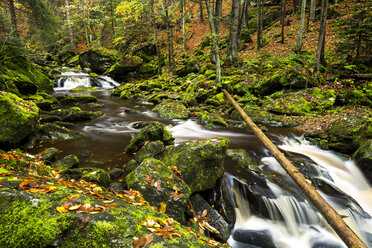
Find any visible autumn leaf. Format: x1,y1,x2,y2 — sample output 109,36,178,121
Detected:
76,215,90,229
133,233,153,248
159,202,167,213
171,192,184,201
56,206,68,213
69,204,82,211
154,180,162,191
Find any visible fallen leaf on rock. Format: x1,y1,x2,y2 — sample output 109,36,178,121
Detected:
171,192,184,201
154,180,162,191
133,233,153,248
159,202,167,213
0,172,13,176
69,204,82,211
77,214,90,229
56,206,68,213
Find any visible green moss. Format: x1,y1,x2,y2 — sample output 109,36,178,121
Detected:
152,101,190,119
70,86,100,92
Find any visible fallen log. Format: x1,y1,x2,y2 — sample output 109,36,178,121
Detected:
222,89,367,248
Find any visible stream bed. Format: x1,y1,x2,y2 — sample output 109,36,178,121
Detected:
30,71,372,248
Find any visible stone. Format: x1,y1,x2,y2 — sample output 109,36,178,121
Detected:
0,92,39,146
354,140,372,184
126,158,192,221
175,60,200,77
79,50,114,74
232,229,277,248
54,155,79,170
163,137,230,193
152,101,190,119
106,55,143,80
124,122,174,154
37,148,60,164
134,140,165,164
61,167,111,187
108,168,124,179
33,123,86,141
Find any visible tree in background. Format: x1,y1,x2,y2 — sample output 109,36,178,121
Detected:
295,0,307,52
314,0,328,76
227,0,240,63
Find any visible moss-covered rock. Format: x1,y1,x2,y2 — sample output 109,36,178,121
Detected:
50,107,103,122
134,140,165,164
62,167,111,187
175,60,200,77
266,94,312,116
325,116,371,154
106,55,143,80
353,140,372,184
163,138,230,193
79,50,115,74
226,149,258,170
0,91,39,146
336,89,372,107
59,95,97,105
195,110,227,129
70,86,100,92
152,101,190,119
32,123,86,141
125,122,174,154
37,147,60,164
126,158,192,221
54,154,79,170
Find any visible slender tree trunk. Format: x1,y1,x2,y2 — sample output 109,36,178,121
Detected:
305,0,311,33
170,25,175,68
210,0,222,64
314,0,328,76
64,0,75,50
295,0,307,52
199,0,204,23
8,0,19,38
110,0,115,36
151,0,162,74
280,0,287,43
205,0,221,84
310,0,316,21
244,1,250,29
227,0,241,63
238,0,248,39
181,0,187,50
257,0,263,49
164,4,173,72
292,0,298,14
81,0,90,48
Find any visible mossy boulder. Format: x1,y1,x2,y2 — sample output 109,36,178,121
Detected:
325,116,372,154
134,140,165,164
70,86,100,92
79,50,114,74
266,94,312,116
37,147,60,164
33,123,86,141
231,105,299,127
106,55,143,80
138,63,158,76
195,110,227,129
126,158,192,221
50,107,103,122
336,89,372,107
59,95,97,105
152,101,190,119
125,122,174,154
0,91,39,146
26,93,59,111
175,60,200,77
163,137,230,193
226,149,258,170
62,167,111,187
353,140,372,184
54,155,79,170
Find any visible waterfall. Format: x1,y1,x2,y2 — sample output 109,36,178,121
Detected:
54,71,119,90
230,137,372,248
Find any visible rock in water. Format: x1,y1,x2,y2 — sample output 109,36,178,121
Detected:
163,137,230,193
126,158,192,221
0,92,39,146
124,122,174,154
232,229,277,248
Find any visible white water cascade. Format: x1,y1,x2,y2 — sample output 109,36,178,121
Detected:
54,71,119,90
230,137,372,248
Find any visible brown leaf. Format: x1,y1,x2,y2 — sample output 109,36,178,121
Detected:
77,215,90,229
171,192,184,201
69,204,82,211
154,180,162,191
133,233,153,248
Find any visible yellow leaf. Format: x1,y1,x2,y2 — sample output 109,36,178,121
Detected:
69,204,82,211
93,186,103,192
56,206,68,213
159,202,167,213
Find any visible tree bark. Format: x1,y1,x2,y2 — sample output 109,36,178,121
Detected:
181,0,187,50
227,0,241,63
314,0,328,76
81,0,90,48
238,0,248,39
295,0,306,52
292,0,298,14
205,0,221,84
199,0,204,23
8,0,19,38
280,0,287,43
64,0,75,50
223,89,368,248
257,0,264,49
164,4,173,72
310,0,316,21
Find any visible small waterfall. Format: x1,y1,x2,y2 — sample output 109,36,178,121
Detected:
54,71,119,90
230,137,372,248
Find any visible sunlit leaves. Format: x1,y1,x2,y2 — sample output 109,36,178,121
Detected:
133,233,153,248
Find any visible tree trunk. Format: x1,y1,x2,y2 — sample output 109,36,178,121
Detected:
8,0,19,38
295,0,306,52
81,0,90,48
170,25,175,69
64,0,75,50
292,0,298,14
257,0,264,49
280,0,287,43
199,0,204,23
181,0,187,50
244,1,250,29
164,4,173,72
238,0,249,39
210,0,222,64
223,89,368,248
205,0,221,84
314,0,328,76
110,0,115,36
227,0,241,63
310,0,316,21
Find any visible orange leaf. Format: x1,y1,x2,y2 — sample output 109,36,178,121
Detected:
171,192,184,201
69,204,82,211
154,180,162,191
133,233,153,248
56,206,68,213
77,214,90,229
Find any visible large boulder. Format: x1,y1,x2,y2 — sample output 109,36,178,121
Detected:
152,101,190,119
106,55,143,80
353,140,372,184
163,137,230,193
134,140,165,164
126,158,192,221
124,122,174,154
325,116,371,154
50,107,103,122
175,60,200,77
79,50,114,74
61,167,111,187
0,92,39,146
32,123,86,141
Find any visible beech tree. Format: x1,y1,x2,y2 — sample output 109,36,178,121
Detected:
314,0,328,76
227,0,240,63
295,0,306,52
257,0,264,49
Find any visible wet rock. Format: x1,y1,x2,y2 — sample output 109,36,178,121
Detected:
231,105,299,128
134,140,165,164
311,236,344,248
195,110,227,129
189,194,230,242
50,107,103,122
61,167,111,187
126,158,192,221
0,92,39,146
123,108,137,114
124,122,174,154
131,121,151,129
148,93,169,104
106,55,143,80
40,115,62,123
108,168,124,179
152,101,190,119
34,123,86,141
175,60,200,77
325,115,371,154
336,89,372,107
125,159,139,174
54,155,79,170
59,95,97,105
70,86,100,92
353,140,372,184
232,229,277,248
79,50,114,74
163,137,230,193
226,149,258,170
37,147,60,164
109,181,126,192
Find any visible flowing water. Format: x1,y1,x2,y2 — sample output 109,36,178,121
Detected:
33,71,372,248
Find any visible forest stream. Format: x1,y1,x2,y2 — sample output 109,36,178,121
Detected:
27,71,372,248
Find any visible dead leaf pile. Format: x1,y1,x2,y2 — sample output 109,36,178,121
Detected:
141,216,182,239
190,209,220,235
19,180,57,194
133,233,153,248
